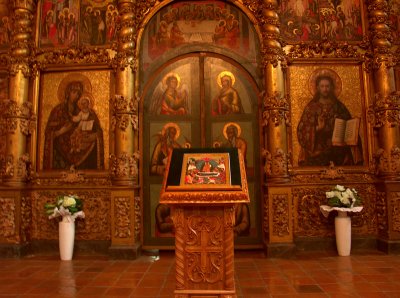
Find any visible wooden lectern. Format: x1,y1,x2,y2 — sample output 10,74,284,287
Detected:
160,148,250,298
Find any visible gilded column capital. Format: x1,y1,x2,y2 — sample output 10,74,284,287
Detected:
109,151,140,180
0,99,36,135
111,94,139,131
373,146,400,176
262,91,290,127
1,153,33,182
367,91,400,127
262,148,291,178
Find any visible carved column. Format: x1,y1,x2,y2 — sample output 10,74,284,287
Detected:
110,0,139,187
367,0,400,253
1,1,36,187
367,0,400,179
260,0,290,183
259,0,294,256
108,0,141,257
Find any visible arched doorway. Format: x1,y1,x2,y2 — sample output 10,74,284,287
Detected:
141,53,262,247
138,1,263,248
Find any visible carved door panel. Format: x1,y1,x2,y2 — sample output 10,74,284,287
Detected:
142,53,261,247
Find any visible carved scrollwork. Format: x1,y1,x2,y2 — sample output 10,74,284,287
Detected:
60,166,85,184
263,193,269,238
0,153,33,181
0,197,16,239
33,190,111,240
110,151,140,179
391,192,400,232
260,46,287,68
114,197,131,238
294,188,327,237
367,92,400,127
320,162,345,180
21,195,32,242
271,194,290,237
376,191,388,237
38,47,112,67
373,147,396,174
262,91,290,127
287,38,363,59
242,0,261,16
134,196,141,241
0,99,36,135
111,94,139,131
265,148,289,177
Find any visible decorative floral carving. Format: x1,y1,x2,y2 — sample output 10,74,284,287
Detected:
367,91,400,127
262,148,290,178
20,195,32,243
292,172,375,183
114,197,131,238
33,190,111,240
287,38,363,59
0,198,16,240
271,194,290,237
134,196,141,241
60,166,85,184
373,146,400,175
110,151,140,179
261,91,290,127
263,193,269,238
0,153,33,181
320,162,345,180
376,191,388,237
391,192,400,232
111,94,139,131
39,47,112,67
294,189,327,237
0,100,36,135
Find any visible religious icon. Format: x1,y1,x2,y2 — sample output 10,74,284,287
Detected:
43,73,104,170
214,122,247,166
297,68,363,167
211,71,244,115
149,73,189,115
150,122,183,175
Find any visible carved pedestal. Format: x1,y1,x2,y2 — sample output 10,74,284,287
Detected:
171,205,236,298
160,148,249,298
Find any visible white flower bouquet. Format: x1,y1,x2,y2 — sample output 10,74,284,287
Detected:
45,194,85,222
325,185,362,208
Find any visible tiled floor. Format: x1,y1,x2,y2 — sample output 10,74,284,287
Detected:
1,250,400,297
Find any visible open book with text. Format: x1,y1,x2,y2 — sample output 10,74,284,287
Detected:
332,118,360,146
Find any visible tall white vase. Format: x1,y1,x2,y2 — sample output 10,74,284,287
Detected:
59,216,75,261
334,211,351,256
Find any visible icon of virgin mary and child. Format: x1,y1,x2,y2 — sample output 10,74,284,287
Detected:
43,73,104,170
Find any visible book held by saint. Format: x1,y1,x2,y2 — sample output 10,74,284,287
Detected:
332,118,360,146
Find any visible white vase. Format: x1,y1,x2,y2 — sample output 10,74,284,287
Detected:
59,216,75,261
334,210,351,256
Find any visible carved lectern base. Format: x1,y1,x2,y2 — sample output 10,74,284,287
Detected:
172,206,236,298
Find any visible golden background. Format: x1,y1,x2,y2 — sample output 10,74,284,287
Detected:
290,64,364,167
38,70,111,170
